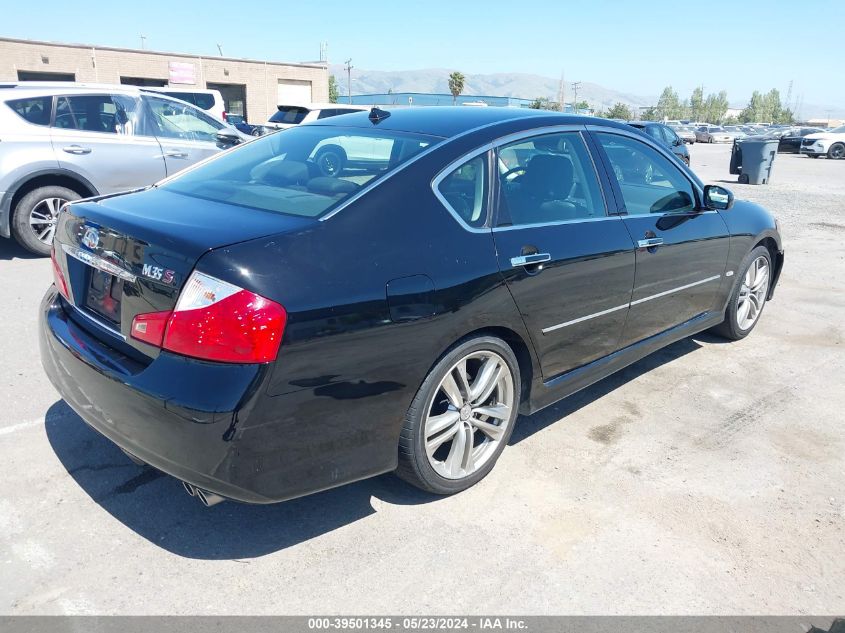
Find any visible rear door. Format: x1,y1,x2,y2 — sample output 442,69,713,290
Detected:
490,128,636,380
141,95,225,175
591,129,730,347
50,93,166,193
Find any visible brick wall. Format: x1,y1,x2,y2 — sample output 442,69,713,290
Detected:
0,38,328,123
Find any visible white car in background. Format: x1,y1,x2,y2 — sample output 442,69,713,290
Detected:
141,87,227,122
264,103,369,131
800,125,845,159
723,125,747,140
695,126,733,143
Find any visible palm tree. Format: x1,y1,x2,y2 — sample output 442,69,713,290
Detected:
448,71,466,105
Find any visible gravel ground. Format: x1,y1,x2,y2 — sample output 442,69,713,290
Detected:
0,143,843,615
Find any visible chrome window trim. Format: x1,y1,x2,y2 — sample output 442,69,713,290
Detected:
540,274,723,334
492,215,619,232
62,244,137,282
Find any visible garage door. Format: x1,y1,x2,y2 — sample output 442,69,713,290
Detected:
277,79,312,106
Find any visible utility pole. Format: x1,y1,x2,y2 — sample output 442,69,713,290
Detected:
344,59,353,105
571,81,582,114
139,35,146,50
320,42,328,63
216,43,224,57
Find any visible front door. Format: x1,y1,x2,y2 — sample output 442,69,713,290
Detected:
141,95,225,176
491,130,636,380
592,130,731,347
50,93,166,193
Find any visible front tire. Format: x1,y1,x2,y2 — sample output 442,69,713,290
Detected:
396,336,520,494
711,245,772,340
12,186,80,256
828,143,845,160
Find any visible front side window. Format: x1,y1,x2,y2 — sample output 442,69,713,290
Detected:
663,126,680,145
159,125,437,218
143,96,223,142
54,95,126,134
437,155,487,228
496,131,605,226
595,132,696,215
6,96,52,126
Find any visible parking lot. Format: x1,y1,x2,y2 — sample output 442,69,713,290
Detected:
1,142,843,615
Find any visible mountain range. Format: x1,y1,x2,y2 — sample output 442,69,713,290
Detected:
328,65,844,120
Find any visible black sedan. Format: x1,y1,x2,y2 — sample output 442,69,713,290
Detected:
777,127,824,153
626,121,691,165
40,107,784,506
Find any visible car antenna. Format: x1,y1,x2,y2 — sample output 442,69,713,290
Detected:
369,107,390,124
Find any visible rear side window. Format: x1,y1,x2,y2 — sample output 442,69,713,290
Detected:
54,95,122,133
160,125,437,218
436,155,488,228
6,96,52,126
496,131,606,226
269,106,309,124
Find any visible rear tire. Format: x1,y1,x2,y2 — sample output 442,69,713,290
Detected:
828,143,845,160
396,336,520,495
12,185,80,256
711,245,772,341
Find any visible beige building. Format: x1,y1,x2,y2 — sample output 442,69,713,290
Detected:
0,37,328,124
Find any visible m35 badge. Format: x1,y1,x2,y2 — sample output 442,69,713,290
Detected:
142,264,175,285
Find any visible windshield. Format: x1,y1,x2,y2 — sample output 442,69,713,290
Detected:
159,125,439,218
269,106,310,124
829,125,845,134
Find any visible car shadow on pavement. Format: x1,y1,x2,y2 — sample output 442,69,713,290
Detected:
44,400,439,560
45,332,715,559
0,238,41,261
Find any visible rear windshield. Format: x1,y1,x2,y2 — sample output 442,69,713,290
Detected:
159,125,439,218
269,106,310,124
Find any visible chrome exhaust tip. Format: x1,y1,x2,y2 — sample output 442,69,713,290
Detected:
182,481,197,497
195,488,225,507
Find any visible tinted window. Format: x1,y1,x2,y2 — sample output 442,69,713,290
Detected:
662,126,679,144
269,106,309,124
317,109,338,119
596,132,696,215
144,96,224,142
6,96,52,126
645,125,664,142
160,126,436,218
162,92,215,111
437,155,487,228
497,131,605,226
54,95,123,133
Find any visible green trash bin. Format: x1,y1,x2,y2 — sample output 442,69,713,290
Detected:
736,138,779,185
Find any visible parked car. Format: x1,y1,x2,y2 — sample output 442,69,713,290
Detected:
0,83,246,254
225,113,264,137
675,126,697,144
40,107,784,506
695,126,733,143
800,126,845,159
141,87,227,123
626,121,690,164
723,126,747,140
264,103,369,131
777,127,824,153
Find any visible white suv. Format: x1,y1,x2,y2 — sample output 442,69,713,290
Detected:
264,103,369,131
800,125,845,159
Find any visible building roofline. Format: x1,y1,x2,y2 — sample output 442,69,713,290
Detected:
0,36,327,70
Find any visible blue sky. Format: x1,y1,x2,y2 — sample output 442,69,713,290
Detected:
4,0,844,108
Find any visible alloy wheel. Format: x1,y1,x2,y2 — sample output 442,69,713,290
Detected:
737,256,769,330
424,351,515,480
29,197,67,245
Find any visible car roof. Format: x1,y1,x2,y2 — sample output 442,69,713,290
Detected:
277,102,369,111
143,87,220,95
305,106,615,139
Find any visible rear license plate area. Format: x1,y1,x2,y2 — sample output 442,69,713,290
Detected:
85,269,123,325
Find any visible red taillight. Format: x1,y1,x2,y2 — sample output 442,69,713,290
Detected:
130,272,286,364
51,247,69,300
222,111,227,121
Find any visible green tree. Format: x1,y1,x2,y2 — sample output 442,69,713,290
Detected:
574,100,590,113
328,75,340,104
740,90,765,123
657,86,684,120
689,86,704,122
448,71,466,105
603,102,633,120
529,97,560,110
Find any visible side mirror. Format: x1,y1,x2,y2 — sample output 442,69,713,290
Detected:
215,131,242,149
703,184,734,210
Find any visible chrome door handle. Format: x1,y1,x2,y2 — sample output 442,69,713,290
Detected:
62,145,92,155
637,237,664,248
164,150,188,158
511,253,551,267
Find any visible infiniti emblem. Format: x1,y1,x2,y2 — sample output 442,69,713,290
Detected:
82,227,99,250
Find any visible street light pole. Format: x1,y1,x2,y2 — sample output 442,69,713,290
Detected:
344,59,353,105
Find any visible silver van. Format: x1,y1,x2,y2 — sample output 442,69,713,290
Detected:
0,83,244,254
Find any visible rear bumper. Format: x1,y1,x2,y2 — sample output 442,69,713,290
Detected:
40,288,282,504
